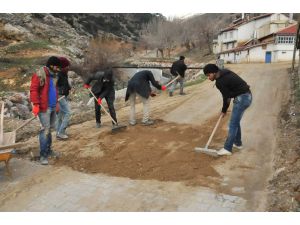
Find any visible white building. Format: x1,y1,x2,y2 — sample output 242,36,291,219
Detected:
214,13,298,63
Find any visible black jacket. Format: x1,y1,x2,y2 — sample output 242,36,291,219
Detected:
125,70,162,101
57,71,71,96
216,69,250,113
85,68,115,99
170,59,187,77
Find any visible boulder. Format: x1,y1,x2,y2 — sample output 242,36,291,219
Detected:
15,103,30,119
9,93,23,103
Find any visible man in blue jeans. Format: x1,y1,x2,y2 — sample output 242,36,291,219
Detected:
56,57,72,140
30,56,61,165
203,64,252,156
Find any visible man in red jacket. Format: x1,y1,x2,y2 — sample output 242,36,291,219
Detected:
30,56,61,165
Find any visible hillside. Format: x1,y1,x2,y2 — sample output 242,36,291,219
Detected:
0,13,161,91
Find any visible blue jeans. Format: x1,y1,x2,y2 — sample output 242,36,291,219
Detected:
38,107,56,158
56,97,71,135
224,93,252,152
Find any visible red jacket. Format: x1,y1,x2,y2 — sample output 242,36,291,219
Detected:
30,67,58,112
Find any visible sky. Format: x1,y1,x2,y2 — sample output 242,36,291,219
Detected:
1,0,300,13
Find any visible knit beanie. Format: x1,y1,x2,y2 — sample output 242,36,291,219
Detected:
59,57,70,68
203,64,219,75
46,56,61,68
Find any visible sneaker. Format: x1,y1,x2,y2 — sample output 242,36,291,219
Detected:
142,120,154,126
233,144,243,150
217,148,232,156
57,133,68,140
169,92,173,97
96,122,101,128
129,121,136,126
49,150,60,159
40,156,49,165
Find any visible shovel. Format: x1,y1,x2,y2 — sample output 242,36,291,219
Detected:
87,88,126,133
0,95,66,152
194,114,223,157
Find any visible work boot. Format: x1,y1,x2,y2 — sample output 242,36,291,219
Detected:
233,144,243,150
40,156,49,165
49,150,60,159
96,122,101,128
57,133,68,140
169,92,173,97
217,148,232,156
142,119,154,126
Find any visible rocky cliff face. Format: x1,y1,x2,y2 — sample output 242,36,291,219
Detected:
0,13,160,60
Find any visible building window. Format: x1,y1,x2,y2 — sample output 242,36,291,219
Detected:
277,36,295,44
224,32,227,39
230,31,233,38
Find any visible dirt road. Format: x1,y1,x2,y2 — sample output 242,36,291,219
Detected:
0,63,290,211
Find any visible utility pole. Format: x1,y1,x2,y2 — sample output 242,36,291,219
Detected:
291,23,299,72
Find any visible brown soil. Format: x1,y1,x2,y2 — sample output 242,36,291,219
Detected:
54,117,228,187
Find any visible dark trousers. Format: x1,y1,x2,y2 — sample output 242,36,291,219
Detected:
94,92,117,125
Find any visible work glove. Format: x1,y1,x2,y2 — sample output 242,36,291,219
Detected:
32,104,40,116
83,84,91,89
56,104,60,113
97,98,102,105
161,85,167,91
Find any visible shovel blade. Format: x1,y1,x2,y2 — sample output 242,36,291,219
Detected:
111,124,127,133
194,147,219,157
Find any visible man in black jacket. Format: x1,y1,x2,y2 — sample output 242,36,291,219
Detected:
56,57,72,140
169,56,187,96
125,70,166,126
203,64,252,156
84,68,117,128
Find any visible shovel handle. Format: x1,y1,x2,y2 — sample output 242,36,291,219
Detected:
15,96,66,132
205,114,223,149
0,102,4,145
15,116,36,132
165,75,181,87
87,88,117,125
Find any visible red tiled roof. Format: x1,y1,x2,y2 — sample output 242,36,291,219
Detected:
276,24,298,35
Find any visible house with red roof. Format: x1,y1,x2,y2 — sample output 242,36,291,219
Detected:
213,13,298,63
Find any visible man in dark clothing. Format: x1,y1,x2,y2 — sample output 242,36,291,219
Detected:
84,68,117,128
203,64,252,156
125,70,166,125
56,57,72,140
169,56,187,96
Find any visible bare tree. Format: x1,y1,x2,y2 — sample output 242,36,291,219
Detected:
141,18,178,58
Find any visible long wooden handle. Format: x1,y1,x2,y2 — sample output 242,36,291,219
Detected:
87,88,117,125
165,75,181,87
15,116,36,132
0,102,4,145
15,95,66,132
204,114,223,149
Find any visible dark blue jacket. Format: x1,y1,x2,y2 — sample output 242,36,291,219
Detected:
125,70,162,101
